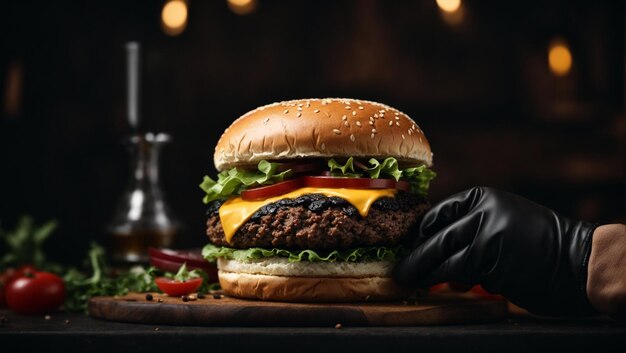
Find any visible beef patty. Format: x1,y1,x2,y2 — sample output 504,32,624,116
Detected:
206,192,429,250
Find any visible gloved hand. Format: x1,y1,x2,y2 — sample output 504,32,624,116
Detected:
393,186,598,316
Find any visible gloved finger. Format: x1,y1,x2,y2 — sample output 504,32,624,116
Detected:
412,247,475,288
394,213,481,286
419,187,485,238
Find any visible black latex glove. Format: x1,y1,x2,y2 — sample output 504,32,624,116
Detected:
393,186,598,316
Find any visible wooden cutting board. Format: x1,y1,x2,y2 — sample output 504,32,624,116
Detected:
88,292,507,326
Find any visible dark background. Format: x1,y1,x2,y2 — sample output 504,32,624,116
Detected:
1,0,624,265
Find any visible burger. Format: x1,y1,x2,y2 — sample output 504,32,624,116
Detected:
200,98,435,302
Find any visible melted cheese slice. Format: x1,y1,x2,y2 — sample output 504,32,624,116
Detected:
219,187,396,244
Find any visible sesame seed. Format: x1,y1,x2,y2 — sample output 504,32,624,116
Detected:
342,115,347,121
298,103,303,107
350,134,355,142
394,112,400,115
379,109,385,113
413,124,417,130
395,121,400,126
283,109,289,114
345,106,351,110
374,113,379,118
356,121,362,127
297,112,302,117
388,121,393,126
263,118,270,125
314,109,320,113
333,129,341,135
420,137,423,143
358,106,364,110
371,133,375,139
352,111,356,116
372,128,377,133
402,134,405,139
395,116,400,120
369,121,374,126
344,121,349,127
335,323,343,329
408,129,412,135
320,143,326,150
306,102,311,107
369,116,374,121
298,107,303,111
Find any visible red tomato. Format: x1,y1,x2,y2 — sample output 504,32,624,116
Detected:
154,277,203,297
241,178,304,201
0,265,38,308
303,176,397,189
3,265,38,284
0,272,9,308
6,272,66,314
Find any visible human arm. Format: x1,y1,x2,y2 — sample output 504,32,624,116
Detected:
587,224,626,319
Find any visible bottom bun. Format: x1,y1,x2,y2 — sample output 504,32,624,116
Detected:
218,270,413,302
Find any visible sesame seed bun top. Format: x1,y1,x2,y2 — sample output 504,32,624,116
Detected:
213,98,433,171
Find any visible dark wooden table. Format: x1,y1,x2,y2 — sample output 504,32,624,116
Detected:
1,309,624,353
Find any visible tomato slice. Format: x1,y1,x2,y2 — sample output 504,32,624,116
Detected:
154,277,203,297
241,178,304,201
149,248,211,269
240,175,410,201
149,248,218,283
468,285,503,301
150,256,218,283
303,176,397,189
395,180,411,191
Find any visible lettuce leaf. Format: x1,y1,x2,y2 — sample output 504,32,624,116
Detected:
328,158,362,177
202,243,407,263
327,157,436,197
364,157,403,181
403,165,437,197
200,160,292,204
